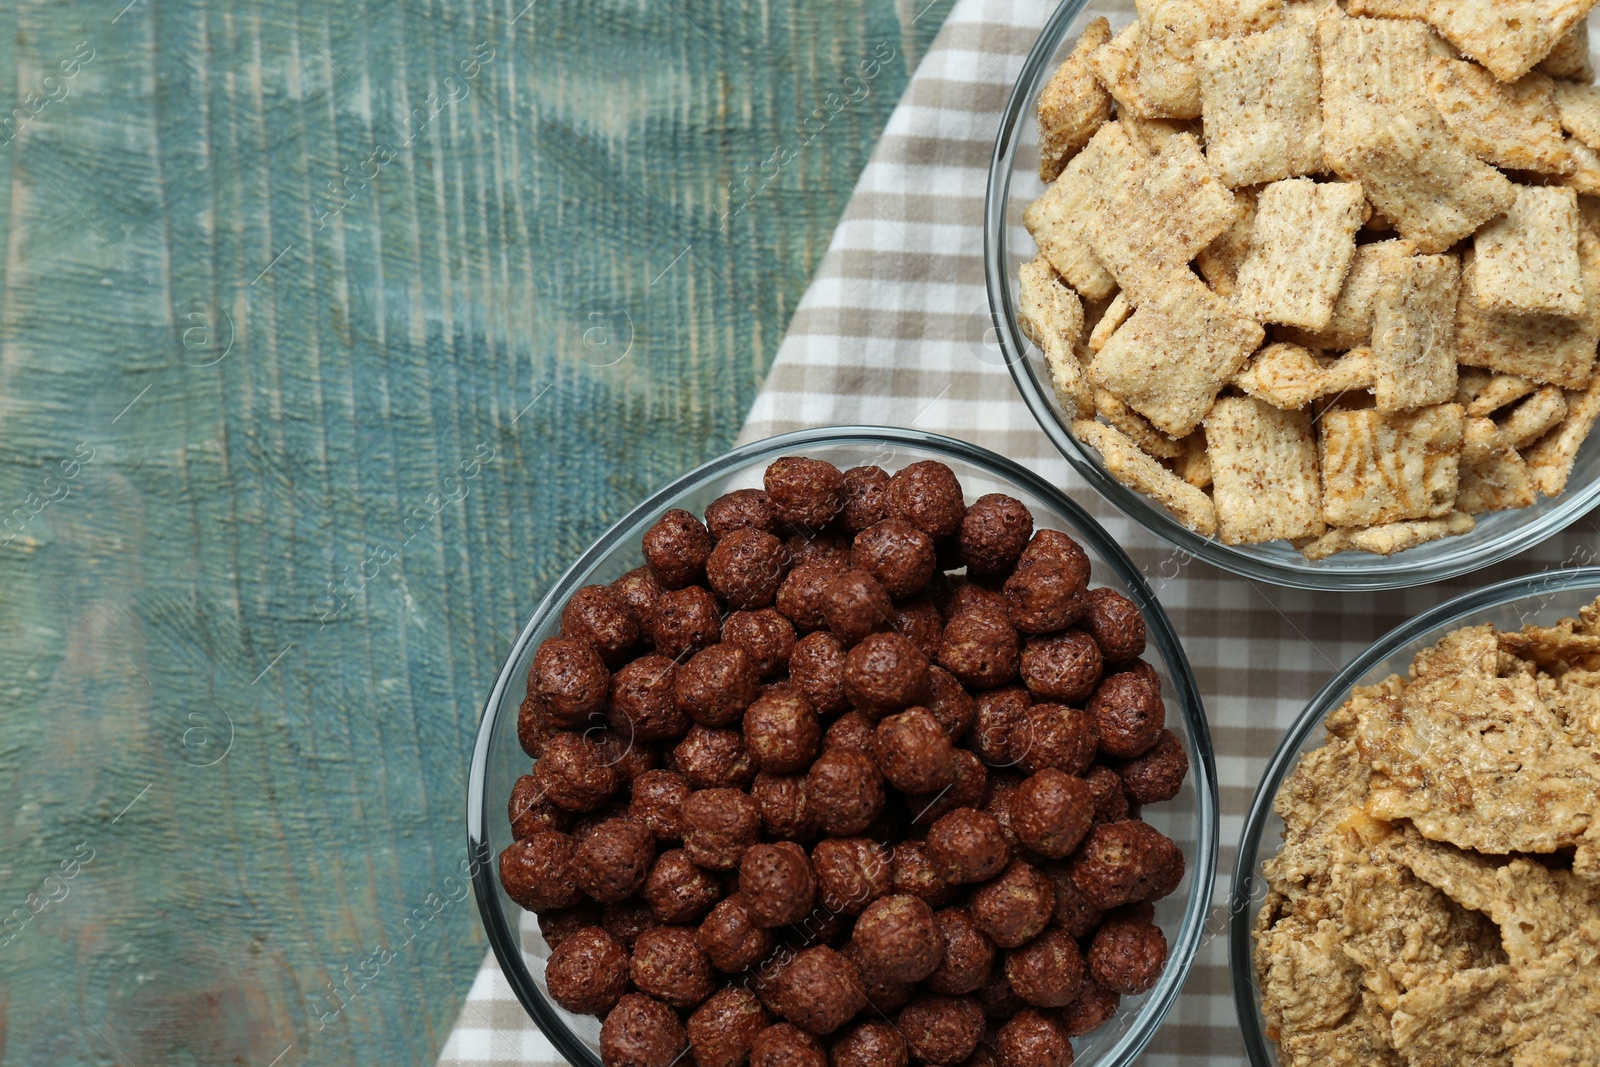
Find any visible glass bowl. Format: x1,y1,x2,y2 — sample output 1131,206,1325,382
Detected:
1227,565,1600,1066
468,426,1218,1067
982,0,1600,590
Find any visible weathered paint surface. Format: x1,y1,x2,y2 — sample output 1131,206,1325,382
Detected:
0,0,954,1063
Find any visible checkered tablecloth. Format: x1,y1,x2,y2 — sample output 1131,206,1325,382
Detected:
438,0,1596,1062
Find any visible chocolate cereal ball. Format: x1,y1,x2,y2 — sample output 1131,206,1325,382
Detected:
681,789,760,870
699,894,776,973
1011,770,1094,859
788,530,853,569
674,644,759,728
748,944,797,1015
542,902,603,951
1117,729,1189,804
530,637,611,727
891,840,955,907
1044,862,1104,938
945,581,1010,620
707,528,790,610
851,519,936,599
891,596,946,660
964,1046,1001,1067
723,609,797,679
789,631,849,715
630,769,691,842
744,688,822,774
969,861,1055,948
602,897,660,949
546,926,630,1016
839,465,892,534
1082,586,1146,664
1067,820,1182,910
939,611,1020,690
751,1023,827,1067
674,725,756,791
1016,529,1090,577
924,907,996,995
740,842,818,928
535,732,618,813
853,894,944,984
1087,903,1168,995
1059,978,1120,1036
1144,836,1186,901
777,558,850,633
887,461,967,539
925,666,977,742
975,962,1027,1018
688,986,769,1067
1083,765,1131,825
981,776,1025,854
646,587,722,662
820,570,894,646
832,1020,909,1067
806,749,886,837
563,585,641,666
596,730,658,792
643,509,713,590
1088,670,1165,758
641,849,724,924
1004,928,1085,1008
1019,632,1103,706
840,941,917,1013
574,817,657,903
970,686,1033,766
705,488,776,541
926,808,1010,885
1008,704,1098,776
519,695,555,759
510,774,571,839
897,994,985,1066
844,632,931,719
612,567,666,631
501,831,583,911
823,710,877,756
908,749,988,825
752,771,820,841
631,925,715,1010
874,707,956,794
602,993,687,1067
765,456,847,530
775,946,867,1035
994,1010,1071,1067
1003,560,1088,635
609,655,690,743
810,837,892,916
958,495,1034,578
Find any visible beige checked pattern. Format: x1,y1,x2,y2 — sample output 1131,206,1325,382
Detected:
438,0,1600,1062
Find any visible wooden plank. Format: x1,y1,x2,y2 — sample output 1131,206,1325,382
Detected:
0,0,956,1063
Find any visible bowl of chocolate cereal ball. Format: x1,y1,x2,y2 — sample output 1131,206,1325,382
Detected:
468,426,1217,1067
985,0,1600,589
1232,567,1600,1067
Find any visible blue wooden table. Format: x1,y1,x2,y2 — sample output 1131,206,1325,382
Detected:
0,1,954,1063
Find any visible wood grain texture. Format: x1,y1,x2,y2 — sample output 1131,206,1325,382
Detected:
0,0,955,1063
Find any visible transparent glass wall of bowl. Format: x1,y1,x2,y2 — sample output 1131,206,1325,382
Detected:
470,427,1217,1067
1228,567,1600,1067
985,2,1600,589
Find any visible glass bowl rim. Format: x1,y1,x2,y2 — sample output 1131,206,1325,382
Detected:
1226,564,1600,1066
467,424,1220,1067
981,0,1600,592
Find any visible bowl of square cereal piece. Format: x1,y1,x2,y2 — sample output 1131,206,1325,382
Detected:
468,426,1218,1067
1230,567,1600,1066
986,0,1600,588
